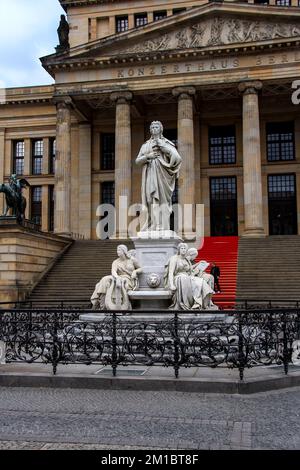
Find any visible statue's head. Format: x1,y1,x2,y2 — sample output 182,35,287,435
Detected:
128,249,136,259
178,242,188,257
187,248,198,261
117,244,130,259
150,121,163,138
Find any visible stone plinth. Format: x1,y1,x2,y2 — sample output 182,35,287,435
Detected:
130,231,183,310
129,290,173,311
0,218,71,303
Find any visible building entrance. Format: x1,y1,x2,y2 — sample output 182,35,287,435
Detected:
268,174,298,235
210,177,238,236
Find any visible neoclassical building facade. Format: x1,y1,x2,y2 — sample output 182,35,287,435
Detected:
1,0,300,240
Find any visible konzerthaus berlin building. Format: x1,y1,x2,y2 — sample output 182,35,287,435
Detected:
1,0,300,240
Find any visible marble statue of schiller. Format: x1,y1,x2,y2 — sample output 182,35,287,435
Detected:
136,121,182,231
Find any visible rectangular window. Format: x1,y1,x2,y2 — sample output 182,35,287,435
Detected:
101,133,115,170
210,176,238,236
266,122,295,162
49,185,54,232
276,0,290,5
101,181,115,206
173,8,186,14
154,11,167,21
268,174,296,200
135,13,148,27
32,139,43,175
116,15,128,33
209,125,236,165
210,177,237,201
49,138,56,174
13,140,25,175
268,174,297,235
31,186,42,226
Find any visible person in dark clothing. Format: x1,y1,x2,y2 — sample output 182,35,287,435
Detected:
210,263,221,293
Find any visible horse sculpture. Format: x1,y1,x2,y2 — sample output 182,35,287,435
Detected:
0,177,30,223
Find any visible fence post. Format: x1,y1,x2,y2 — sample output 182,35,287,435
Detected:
173,312,180,379
238,313,245,381
112,312,117,377
52,314,59,376
282,314,289,375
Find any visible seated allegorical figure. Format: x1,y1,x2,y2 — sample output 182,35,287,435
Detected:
91,245,142,311
187,248,218,310
164,243,214,310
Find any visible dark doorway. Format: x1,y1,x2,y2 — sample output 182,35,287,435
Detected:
210,176,238,236
268,174,297,235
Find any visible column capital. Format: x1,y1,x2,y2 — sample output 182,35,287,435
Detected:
53,95,73,109
238,80,262,95
110,91,133,104
172,86,196,100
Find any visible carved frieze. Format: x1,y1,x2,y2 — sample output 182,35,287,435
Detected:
121,17,300,54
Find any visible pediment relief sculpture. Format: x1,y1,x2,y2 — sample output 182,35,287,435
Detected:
118,17,300,55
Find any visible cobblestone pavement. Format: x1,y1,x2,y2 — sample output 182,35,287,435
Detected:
0,386,299,450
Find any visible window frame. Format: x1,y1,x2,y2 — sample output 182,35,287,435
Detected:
101,181,115,206
31,139,43,175
100,133,115,171
31,186,42,226
266,121,295,162
49,138,56,175
13,140,25,175
134,12,148,28
116,15,129,33
153,10,167,21
209,125,236,165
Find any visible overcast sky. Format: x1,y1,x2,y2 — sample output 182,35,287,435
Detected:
0,0,64,88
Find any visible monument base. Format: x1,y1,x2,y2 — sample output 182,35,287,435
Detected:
131,232,183,310
129,290,173,310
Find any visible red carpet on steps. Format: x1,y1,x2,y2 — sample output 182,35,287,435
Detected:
196,236,239,308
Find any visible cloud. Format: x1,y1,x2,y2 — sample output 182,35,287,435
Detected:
0,0,64,87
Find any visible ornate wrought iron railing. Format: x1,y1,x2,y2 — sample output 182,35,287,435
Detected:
1,298,300,310
0,309,299,380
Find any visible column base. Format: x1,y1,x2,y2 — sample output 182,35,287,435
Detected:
242,228,266,238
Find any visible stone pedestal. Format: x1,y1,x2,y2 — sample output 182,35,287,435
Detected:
129,231,183,310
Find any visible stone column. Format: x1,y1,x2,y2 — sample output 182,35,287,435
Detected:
78,123,92,239
173,86,196,236
238,81,265,237
0,128,5,213
111,92,132,238
54,99,72,236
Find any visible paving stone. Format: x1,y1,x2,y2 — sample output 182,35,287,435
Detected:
0,386,299,449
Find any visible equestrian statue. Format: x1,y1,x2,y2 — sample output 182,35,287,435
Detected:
0,174,30,223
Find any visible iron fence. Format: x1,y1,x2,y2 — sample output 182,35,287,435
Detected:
0,308,300,380
1,299,300,310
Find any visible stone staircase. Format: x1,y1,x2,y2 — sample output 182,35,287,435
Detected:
27,240,133,306
27,236,300,309
236,236,300,304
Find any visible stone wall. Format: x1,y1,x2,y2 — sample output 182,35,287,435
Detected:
0,219,71,303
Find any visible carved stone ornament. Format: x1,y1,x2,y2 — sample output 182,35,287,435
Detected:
147,273,161,289
121,17,300,54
